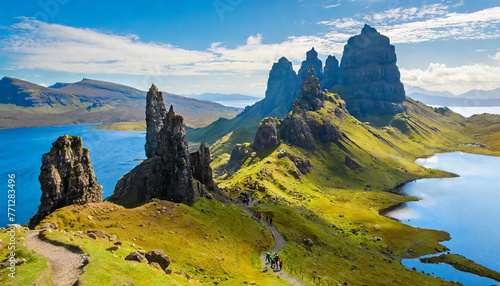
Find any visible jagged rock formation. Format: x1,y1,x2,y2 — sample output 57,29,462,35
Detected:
189,142,222,196
279,68,343,149
298,48,323,84
321,55,340,91
226,71,345,172
145,84,167,158
294,68,325,112
108,106,226,207
251,117,280,151
339,24,406,118
28,135,102,228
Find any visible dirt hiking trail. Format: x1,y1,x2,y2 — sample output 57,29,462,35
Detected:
240,203,308,286
25,230,85,286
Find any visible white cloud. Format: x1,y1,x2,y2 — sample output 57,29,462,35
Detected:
1,18,336,78
322,4,340,8
318,5,500,43
400,63,500,94
488,52,500,61
246,34,263,45
38,83,47,87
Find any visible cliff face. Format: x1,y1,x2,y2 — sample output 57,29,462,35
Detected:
109,105,225,207
28,135,102,228
145,84,167,158
339,24,406,118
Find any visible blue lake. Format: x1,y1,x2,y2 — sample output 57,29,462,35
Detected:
0,124,145,227
386,152,500,286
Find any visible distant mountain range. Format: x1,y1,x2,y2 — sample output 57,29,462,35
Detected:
406,85,500,107
0,77,241,129
182,92,262,102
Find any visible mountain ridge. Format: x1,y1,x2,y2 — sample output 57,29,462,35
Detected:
0,76,241,129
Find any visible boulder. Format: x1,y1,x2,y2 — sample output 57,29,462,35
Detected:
125,252,148,263
145,249,171,269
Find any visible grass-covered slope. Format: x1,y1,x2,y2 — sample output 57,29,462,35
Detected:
207,89,499,285
17,199,289,285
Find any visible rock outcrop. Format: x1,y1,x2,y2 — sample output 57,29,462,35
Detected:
298,48,323,84
145,84,167,158
295,68,325,111
321,55,340,91
250,117,280,151
28,135,103,228
339,24,406,118
109,105,226,207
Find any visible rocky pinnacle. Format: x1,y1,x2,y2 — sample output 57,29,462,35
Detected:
28,135,102,228
145,84,167,158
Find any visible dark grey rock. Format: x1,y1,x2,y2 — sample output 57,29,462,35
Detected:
125,252,148,263
251,117,280,151
27,135,102,229
321,55,340,91
298,48,323,84
145,249,171,269
339,24,406,118
145,84,167,158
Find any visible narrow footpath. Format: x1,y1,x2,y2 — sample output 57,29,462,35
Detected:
25,230,85,286
240,204,308,286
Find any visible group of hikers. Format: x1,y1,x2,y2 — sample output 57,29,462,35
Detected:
266,252,283,271
244,200,283,271
253,211,273,226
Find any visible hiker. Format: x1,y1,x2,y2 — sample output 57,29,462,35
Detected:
258,212,261,221
269,216,273,225
270,256,275,268
279,260,283,270
266,252,271,263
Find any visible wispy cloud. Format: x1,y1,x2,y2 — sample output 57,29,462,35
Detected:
322,4,340,8
0,18,338,77
401,63,500,94
318,4,500,43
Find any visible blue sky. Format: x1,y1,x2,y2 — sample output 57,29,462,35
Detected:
0,0,499,95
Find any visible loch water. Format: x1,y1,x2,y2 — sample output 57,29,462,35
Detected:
0,124,144,227
385,152,500,285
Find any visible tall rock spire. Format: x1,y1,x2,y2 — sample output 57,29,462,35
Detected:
145,84,167,158
28,135,102,228
321,55,340,91
297,48,323,84
339,24,406,118
109,105,227,207
261,57,298,118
